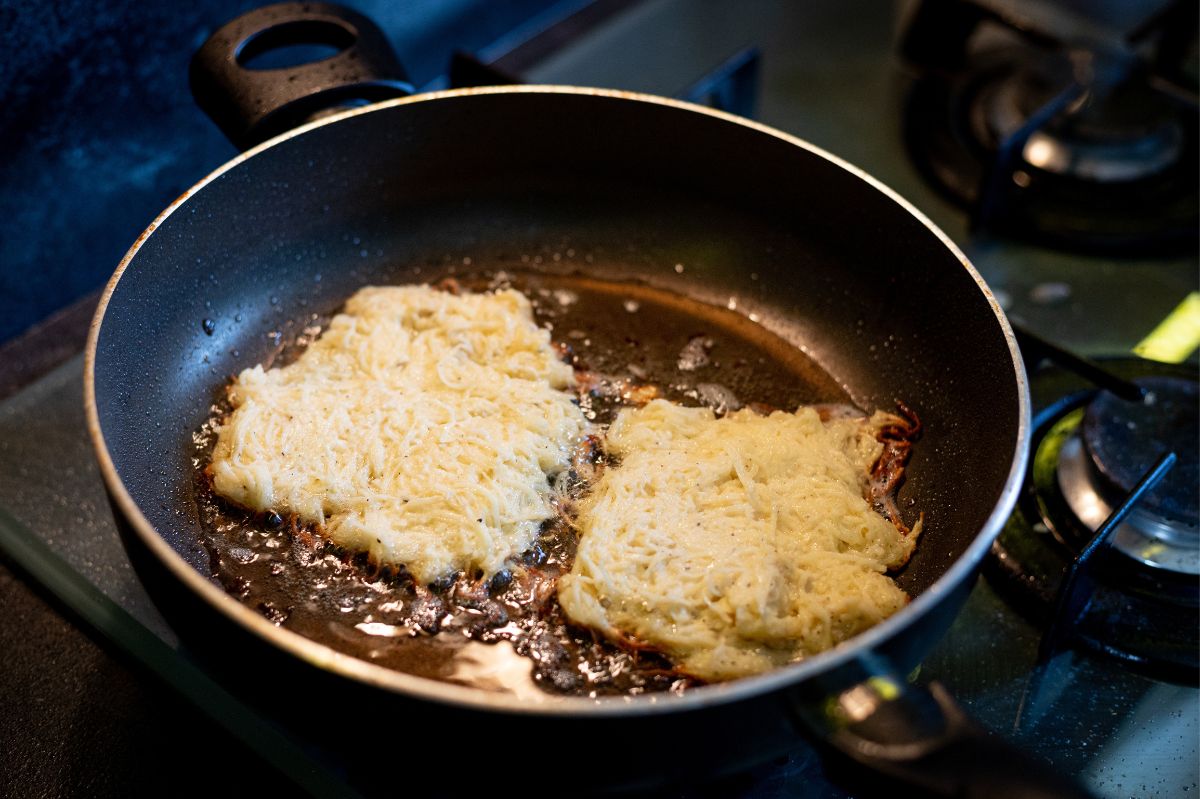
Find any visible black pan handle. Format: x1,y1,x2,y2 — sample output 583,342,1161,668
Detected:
796,655,1096,798
190,2,414,150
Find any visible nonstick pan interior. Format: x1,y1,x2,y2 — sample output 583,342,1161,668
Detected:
90,89,1023,694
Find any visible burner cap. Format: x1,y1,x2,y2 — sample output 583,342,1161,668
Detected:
1083,376,1199,531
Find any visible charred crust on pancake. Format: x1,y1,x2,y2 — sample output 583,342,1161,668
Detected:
870,402,922,537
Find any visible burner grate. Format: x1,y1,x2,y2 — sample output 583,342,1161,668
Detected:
898,0,1199,252
987,341,1199,683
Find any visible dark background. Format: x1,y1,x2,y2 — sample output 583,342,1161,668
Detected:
0,0,566,345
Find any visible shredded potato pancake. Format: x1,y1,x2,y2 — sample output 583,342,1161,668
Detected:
209,286,590,584
557,400,921,681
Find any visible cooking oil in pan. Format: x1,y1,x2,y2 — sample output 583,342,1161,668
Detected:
193,271,853,698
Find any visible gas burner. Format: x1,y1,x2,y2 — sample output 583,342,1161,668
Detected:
987,354,1199,682
972,54,1187,184
1061,376,1199,572
899,0,1199,252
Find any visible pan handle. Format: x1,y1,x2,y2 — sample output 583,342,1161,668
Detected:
795,654,1096,798
190,2,414,150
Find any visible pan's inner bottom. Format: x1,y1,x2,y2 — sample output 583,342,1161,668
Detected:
193,272,853,698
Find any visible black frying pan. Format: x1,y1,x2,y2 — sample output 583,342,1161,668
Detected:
85,4,1087,797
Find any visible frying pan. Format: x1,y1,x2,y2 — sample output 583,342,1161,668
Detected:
85,4,1087,796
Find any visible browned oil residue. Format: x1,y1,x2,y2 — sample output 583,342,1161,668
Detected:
193,271,854,698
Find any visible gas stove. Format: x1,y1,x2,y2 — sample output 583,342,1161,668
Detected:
0,1,1196,797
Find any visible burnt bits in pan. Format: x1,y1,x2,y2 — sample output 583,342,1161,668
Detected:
192,271,897,698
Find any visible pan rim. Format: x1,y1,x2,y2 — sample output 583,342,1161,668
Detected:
84,84,1030,718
